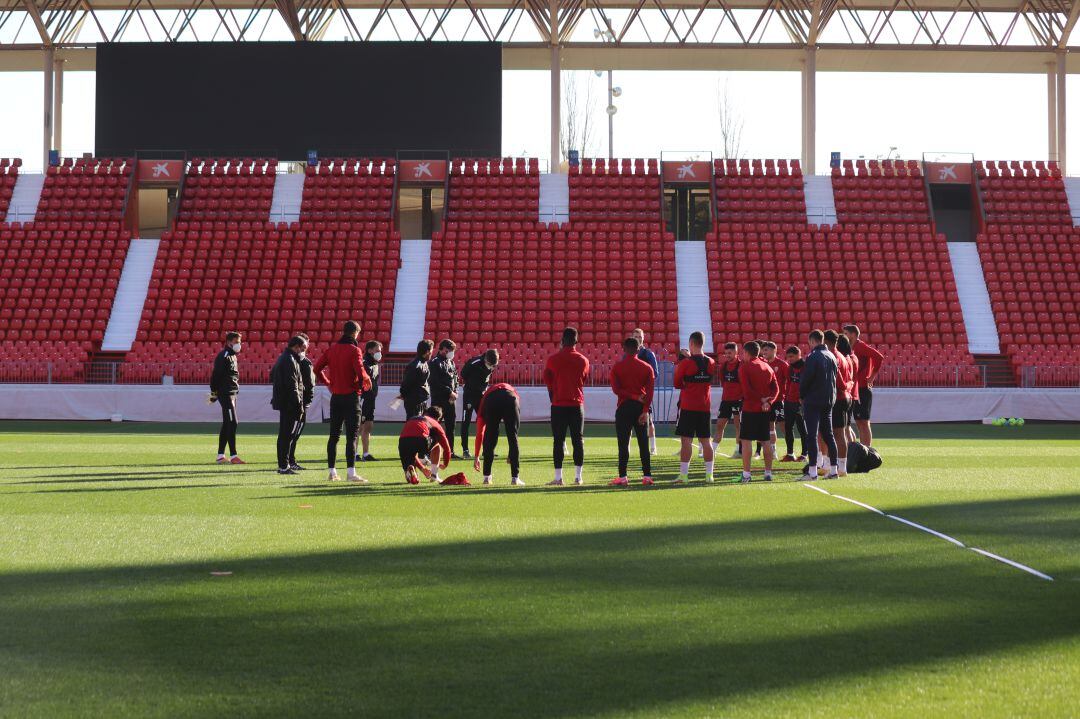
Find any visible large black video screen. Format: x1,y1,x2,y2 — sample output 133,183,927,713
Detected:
95,42,502,158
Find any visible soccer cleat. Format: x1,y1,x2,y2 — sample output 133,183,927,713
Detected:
510,477,525,487
290,463,306,471
796,473,816,482
277,468,297,476
229,457,246,464
451,453,463,460
837,469,848,477
361,453,376,462
674,474,688,484
327,469,341,482
796,455,808,462
574,477,585,486
462,450,472,459
764,473,774,482
780,454,796,462
826,471,839,480
641,476,654,486
482,477,493,486
405,467,420,485
547,478,565,486
347,474,369,484
608,477,629,487
705,475,715,484
216,456,227,464
740,473,753,484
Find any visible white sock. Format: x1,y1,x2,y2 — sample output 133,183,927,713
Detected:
217,453,226,460
822,461,832,473
808,465,818,478
743,470,752,479
484,475,492,483
817,455,825,468
711,440,718,451
839,458,847,472
680,461,689,475
347,467,358,478
705,461,714,477
554,468,563,481
650,438,657,451
575,465,583,481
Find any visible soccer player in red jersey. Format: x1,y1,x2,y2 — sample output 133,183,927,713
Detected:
736,341,780,483
781,345,808,462
398,406,451,485
761,340,788,458
825,330,853,477
609,336,656,486
472,382,523,486
674,331,717,483
713,342,743,458
843,324,885,447
542,327,591,486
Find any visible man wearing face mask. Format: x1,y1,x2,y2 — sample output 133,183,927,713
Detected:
357,340,382,462
459,348,500,459
271,335,308,476
210,331,244,464
399,339,434,418
428,339,460,458
287,332,316,472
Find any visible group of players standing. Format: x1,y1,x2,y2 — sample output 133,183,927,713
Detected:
208,320,883,486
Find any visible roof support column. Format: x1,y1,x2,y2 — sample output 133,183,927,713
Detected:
801,47,816,175
42,46,54,170
1048,64,1058,162
1057,51,1067,173
53,56,64,157
549,0,561,172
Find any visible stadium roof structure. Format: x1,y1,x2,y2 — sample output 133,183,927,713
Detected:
2,0,1078,168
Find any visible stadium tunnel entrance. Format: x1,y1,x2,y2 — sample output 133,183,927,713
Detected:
664,186,712,241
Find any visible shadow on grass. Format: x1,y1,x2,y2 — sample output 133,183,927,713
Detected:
0,497,1077,717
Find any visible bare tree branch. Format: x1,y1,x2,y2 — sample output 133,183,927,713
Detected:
717,78,743,161
560,70,598,163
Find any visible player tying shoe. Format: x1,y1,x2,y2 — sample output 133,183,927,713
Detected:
735,341,779,483
761,340,788,460
674,331,717,483
781,345,808,462
609,336,655,487
472,382,523,486
712,342,743,459
398,406,451,485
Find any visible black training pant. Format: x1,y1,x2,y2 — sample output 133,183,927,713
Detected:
404,399,428,419
433,398,456,451
802,402,838,468
460,391,482,452
615,400,651,478
551,405,585,469
288,407,308,466
783,401,807,456
328,394,361,469
277,405,303,470
481,389,520,477
217,395,238,456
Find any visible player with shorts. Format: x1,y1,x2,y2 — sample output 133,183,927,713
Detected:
398,406,451,485
762,340,789,459
781,345,808,462
735,341,779,483
713,342,743,458
824,330,853,477
358,340,381,462
843,324,885,448
674,331,717,483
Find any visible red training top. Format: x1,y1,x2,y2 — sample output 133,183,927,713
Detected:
719,359,743,401
835,352,854,402
739,357,779,413
314,338,372,396
847,353,860,403
400,415,451,461
767,357,789,403
852,340,885,388
674,354,715,413
610,354,656,410
542,346,590,407
473,383,520,458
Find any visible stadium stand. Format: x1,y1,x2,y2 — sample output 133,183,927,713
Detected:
126,158,400,380
568,158,661,222
0,158,18,222
426,158,677,376
709,159,979,386
976,160,1079,384
300,158,395,222
447,157,539,220
714,158,805,224
0,157,132,372
831,159,929,225
977,160,1071,225
179,157,275,223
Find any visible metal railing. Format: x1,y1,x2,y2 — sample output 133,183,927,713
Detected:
1,360,1055,389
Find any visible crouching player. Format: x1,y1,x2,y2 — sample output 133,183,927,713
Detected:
398,406,451,485
472,383,523,486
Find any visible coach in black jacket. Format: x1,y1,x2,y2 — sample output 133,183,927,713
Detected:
210,331,243,462
399,339,434,418
287,333,317,471
799,329,839,479
271,336,308,475
459,348,500,457
429,339,460,456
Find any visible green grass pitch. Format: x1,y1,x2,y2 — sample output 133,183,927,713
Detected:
1,420,1078,718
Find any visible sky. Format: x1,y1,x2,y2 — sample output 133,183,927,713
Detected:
0,68,1075,173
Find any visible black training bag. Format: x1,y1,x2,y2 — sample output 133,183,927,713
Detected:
846,442,882,473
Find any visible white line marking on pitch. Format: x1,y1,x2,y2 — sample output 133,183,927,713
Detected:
801,483,1053,581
